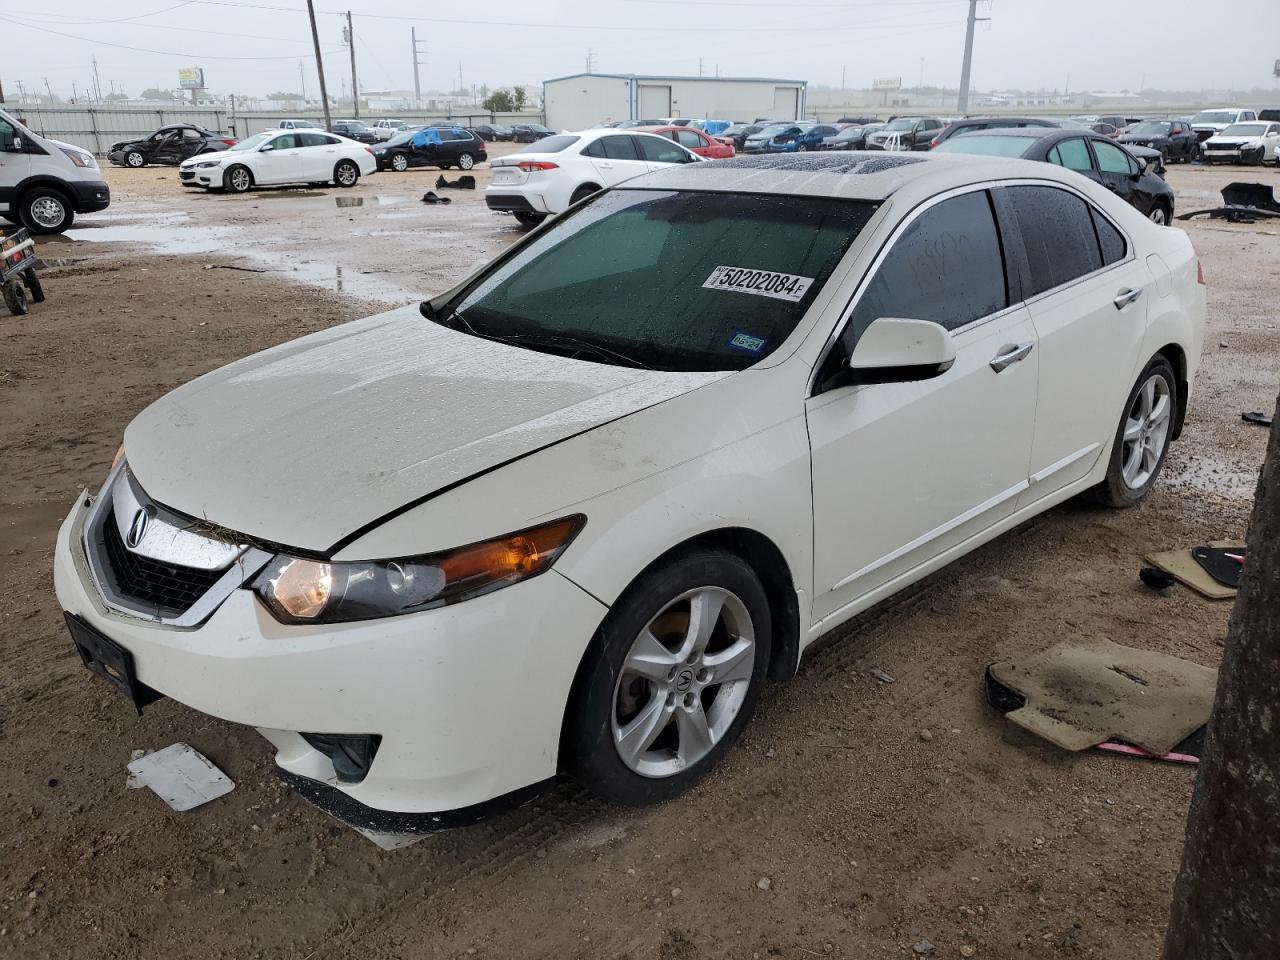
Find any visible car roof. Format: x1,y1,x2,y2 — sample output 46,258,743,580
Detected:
628,151,1089,203
633,125,704,135
947,127,1076,140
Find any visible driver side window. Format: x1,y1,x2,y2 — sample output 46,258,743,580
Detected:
1093,140,1136,175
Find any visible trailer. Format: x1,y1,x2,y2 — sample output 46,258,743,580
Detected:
0,227,44,316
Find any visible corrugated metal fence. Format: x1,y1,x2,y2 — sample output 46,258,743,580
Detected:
9,106,545,154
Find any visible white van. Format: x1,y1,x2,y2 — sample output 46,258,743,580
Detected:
0,108,110,234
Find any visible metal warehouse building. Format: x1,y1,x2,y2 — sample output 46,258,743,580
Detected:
543,73,808,131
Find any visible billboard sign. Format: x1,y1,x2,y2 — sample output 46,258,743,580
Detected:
178,67,205,90
871,77,902,91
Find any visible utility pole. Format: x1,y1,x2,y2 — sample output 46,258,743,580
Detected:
957,0,989,114
299,60,307,102
585,49,594,74
16,80,27,104
44,77,54,104
92,57,103,102
304,0,332,129
344,10,359,118
411,27,427,110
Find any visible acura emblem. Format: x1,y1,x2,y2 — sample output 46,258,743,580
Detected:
126,509,150,549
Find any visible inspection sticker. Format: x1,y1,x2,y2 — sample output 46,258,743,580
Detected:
702,265,813,303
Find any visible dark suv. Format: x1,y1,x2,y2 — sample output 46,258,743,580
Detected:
1118,120,1199,163
329,120,379,144
930,116,1064,149
865,117,945,151
107,125,235,167
374,126,487,171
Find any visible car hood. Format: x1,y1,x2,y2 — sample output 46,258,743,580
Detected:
123,305,726,551
1205,135,1256,145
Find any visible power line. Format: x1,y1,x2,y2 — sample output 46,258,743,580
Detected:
8,2,196,26
0,15,342,59
7,11,309,44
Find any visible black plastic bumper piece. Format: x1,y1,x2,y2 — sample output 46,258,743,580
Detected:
485,193,537,213
275,765,556,835
300,733,381,783
67,180,111,213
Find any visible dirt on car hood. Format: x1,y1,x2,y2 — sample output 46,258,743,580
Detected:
123,304,724,551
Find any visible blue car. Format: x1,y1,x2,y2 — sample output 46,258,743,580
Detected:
769,124,839,152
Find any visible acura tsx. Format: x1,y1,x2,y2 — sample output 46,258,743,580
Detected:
54,152,1205,843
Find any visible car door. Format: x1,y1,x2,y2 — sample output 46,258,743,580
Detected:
1090,138,1151,215
297,132,338,179
806,189,1038,622
673,128,708,157
253,133,301,184
993,184,1151,505
633,134,697,172
0,116,31,215
148,129,181,163
585,134,648,184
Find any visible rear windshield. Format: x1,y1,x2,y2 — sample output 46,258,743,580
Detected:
1129,121,1171,136
1221,123,1266,136
513,134,580,154
441,189,878,372
934,134,1030,158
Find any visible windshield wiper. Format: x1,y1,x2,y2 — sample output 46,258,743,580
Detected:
486,331,646,368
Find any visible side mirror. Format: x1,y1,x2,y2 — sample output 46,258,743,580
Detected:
848,317,956,382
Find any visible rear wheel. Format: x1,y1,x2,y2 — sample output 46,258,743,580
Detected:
224,165,253,193
22,269,44,303
570,183,601,205
1090,356,1177,507
513,211,546,227
3,281,29,316
19,188,74,234
566,549,771,805
334,160,360,187
457,152,476,170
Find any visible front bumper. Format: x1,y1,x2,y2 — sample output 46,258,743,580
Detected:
1201,147,1243,163
53,490,608,827
67,180,111,213
179,166,221,186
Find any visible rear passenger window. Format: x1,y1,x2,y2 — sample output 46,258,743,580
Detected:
1091,208,1126,265
1048,138,1092,172
634,135,689,164
601,136,639,160
1004,186,1103,295
848,190,1007,338
675,130,704,149
1093,140,1136,175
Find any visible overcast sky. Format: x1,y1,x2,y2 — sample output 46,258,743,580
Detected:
2,0,1277,100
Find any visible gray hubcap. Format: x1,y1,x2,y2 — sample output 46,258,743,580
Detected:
611,587,755,778
1122,374,1172,489
29,196,66,228
230,169,250,191
459,153,474,169
127,153,144,167
337,164,357,185
392,154,407,170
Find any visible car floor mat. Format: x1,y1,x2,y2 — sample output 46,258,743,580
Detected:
420,191,452,204
985,638,1217,755
1144,540,1245,599
1242,411,1273,427
1190,546,1246,589
435,175,476,189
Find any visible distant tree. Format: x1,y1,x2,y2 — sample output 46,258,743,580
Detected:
140,87,175,100
483,89,515,112
267,91,303,101
512,85,527,110
105,92,129,101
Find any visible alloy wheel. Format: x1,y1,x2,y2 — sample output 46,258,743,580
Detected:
611,587,755,778
229,168,251,192
1149,206,1168,225
126,152,144,167
1121,373,1172,490
391,154,408,171
458,153,475,170
336,163,358,186
29,196,66,229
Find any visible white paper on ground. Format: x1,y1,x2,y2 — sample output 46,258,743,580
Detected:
125,742,234,811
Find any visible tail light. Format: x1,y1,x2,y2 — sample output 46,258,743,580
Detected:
930,137,940,148
517,161,558,171
1196,260,1206,285
365,147,375,155
221,138,237,146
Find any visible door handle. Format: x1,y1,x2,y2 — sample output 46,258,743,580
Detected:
1113,287,1143,310
990,341,1034,373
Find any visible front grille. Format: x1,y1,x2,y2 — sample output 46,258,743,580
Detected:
100,508,225,616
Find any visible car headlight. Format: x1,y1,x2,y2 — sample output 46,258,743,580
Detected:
252,515,585,624
195,160,222,169
59,146,97,169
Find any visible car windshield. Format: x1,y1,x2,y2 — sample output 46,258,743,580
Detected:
228,132,272,151
386,131,414,146
934,134,1031,158
721,124,746,135
438,189,878,372
1222,123,1266,136
755,124,794,137
513,134,580,154
834,127,864,139
1192,111,1237,125
885,118,917,131
1129,121,1171,136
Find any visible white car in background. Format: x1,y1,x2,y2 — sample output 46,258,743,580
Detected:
372,119,408,141
485,128,702,226
55,153,1204,843
1188,107,1258,144
1201,121,1280,165
179,129,376,192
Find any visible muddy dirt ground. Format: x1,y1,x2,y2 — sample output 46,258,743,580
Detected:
0,156,1277,960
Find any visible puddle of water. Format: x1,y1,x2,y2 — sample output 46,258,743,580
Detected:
335,196,364,208
63,223,236,255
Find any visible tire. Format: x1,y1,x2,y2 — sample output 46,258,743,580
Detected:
390,153,409,172
566,548,772,806
224,165,253,193
334,160,360,187
22,269,44,303
3,281,29,316
457,152,475,170
125,150,146,168
513,211,546,227
1148,203,1170,226
19,187,74,234
1089,356,1178,508
569,183,601,205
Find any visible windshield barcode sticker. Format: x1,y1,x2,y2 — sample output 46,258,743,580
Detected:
703,266,813,303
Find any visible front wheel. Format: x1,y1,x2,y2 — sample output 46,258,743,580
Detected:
19,188,74,234
390,153,409,172
224,165,253,193
566,549,771,806
3,281,29,316
334,160,360,187
125,150,146,168
1148,204,1170,225
457,152,475,170
1090,357,1177,507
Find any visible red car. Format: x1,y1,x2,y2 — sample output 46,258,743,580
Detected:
633,125,735,159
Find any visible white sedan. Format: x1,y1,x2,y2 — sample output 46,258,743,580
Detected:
1201,121,1280,165
55,153,1204,843
485,127,702,227
179,129,377,192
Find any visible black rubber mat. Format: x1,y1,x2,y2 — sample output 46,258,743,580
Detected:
1191,546,1246,589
